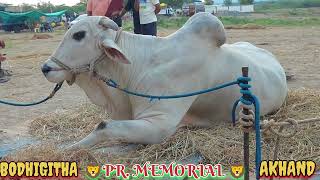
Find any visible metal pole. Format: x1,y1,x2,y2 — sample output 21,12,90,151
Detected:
242,67,250,180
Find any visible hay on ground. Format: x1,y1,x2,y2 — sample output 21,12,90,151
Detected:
4,88,320,175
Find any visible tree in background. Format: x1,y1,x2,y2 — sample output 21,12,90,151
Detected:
71,2,87,13
204,0,214,5
240,0,254,5
7,2,87,15
33,2,86,15
20,3,35,12
36,2,55,13
224,0,232,6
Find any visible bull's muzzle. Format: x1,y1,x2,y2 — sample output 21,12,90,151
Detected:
41,64,52,74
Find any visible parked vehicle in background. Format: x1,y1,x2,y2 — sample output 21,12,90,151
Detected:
46,16,61,24
159,7,175,16
182,1,205,16
68,14,87,29
0,22,28,33
182,3,195,16
194,0,205,13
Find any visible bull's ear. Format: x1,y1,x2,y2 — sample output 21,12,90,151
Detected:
101,39,131,64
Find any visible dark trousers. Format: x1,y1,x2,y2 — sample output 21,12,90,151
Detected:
111,16,122,27
133,17,141,34
141,22,157,36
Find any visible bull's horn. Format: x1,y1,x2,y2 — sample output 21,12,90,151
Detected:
99,17,119,31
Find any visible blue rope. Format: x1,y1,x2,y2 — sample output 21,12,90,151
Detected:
106,76,261,179
232,77,261,180
0,75,262,178
0,82,63,107
106,79,240,100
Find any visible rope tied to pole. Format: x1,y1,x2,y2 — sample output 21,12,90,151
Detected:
232,74,262,180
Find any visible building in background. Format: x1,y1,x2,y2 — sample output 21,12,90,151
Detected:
212,0,274,5
4,5,22,12
0,3,9,11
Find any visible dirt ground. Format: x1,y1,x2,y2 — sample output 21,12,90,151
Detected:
0,26,320,156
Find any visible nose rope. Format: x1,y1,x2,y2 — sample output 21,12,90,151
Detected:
49,29,123,85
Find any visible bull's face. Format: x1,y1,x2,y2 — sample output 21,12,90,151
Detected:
41,16,130,84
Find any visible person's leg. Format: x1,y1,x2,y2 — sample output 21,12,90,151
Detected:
112,17,122,27
0,62,4,78
133,15,141,34
140,24,146,35
141,22,157,36
152,22,157,36
133,22,141,34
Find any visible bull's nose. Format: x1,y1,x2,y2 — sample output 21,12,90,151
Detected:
41,64,52,74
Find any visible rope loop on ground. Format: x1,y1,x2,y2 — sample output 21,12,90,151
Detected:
262,118,298,138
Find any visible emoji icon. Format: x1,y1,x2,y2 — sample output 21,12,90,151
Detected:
86,164,100,178
231,165,244,178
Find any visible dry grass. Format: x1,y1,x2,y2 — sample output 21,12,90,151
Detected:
4,88,320,177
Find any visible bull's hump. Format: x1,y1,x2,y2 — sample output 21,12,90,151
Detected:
174,13,226,47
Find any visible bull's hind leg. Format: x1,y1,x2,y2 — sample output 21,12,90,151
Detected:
178,113,212,128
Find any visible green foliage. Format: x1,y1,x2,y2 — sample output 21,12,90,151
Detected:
220,16,320,26
20,3,36,12
36,2,55,13
124,16,320,32
288,9,298,16
16,2,87,15
240,0,254,5
224,0,232,6
157,16,189,28
171,16,319,29
71,3,87,13
255,0,320,12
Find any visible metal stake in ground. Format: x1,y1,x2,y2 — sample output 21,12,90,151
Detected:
242,67,250,180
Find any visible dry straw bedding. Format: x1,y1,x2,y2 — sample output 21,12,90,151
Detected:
4,88,320,176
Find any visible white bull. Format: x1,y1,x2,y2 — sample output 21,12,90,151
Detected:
42,12,287,149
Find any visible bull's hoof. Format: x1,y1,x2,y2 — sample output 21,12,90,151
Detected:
285,72,295,81
0,76,10,83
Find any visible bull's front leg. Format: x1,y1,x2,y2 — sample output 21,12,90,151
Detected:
67,116,180,150
67,97,197,150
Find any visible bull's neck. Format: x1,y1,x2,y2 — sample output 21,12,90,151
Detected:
96,30,163,87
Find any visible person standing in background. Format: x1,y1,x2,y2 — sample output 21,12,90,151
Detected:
87,0,112,16
105,0,124,27
0,40,5,63
0,40,9,83
118,0,141,34
134,0,161,36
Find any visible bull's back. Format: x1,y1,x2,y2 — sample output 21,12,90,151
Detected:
227,42,288,113
187,42,287,122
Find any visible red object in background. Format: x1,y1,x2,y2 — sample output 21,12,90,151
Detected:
0,40,6,62
0,54,6,62
105,0,124,17
0,40,5,49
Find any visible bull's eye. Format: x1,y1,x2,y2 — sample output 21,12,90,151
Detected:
73,31,86,41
